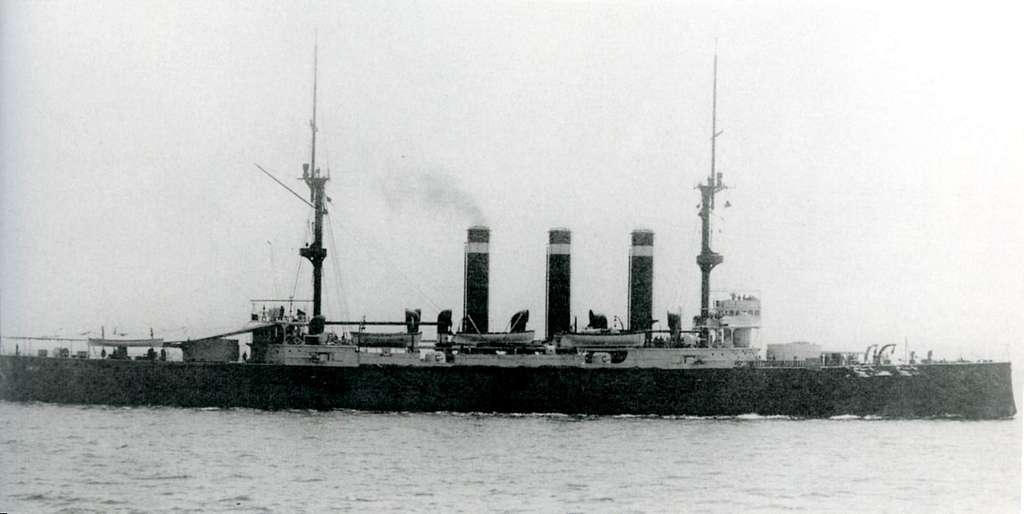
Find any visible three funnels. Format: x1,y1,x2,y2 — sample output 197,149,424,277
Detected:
461,226,655,340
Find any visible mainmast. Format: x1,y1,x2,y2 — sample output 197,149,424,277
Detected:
300,44,328,329
695,46,726,336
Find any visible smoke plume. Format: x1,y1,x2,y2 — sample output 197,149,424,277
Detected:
377,169,487,225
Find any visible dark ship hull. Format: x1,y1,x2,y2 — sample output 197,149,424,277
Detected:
1,356,1014,419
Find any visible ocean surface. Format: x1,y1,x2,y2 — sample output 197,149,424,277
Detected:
0,402,1019,513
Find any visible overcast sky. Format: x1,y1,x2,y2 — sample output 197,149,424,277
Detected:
2,1,1022,361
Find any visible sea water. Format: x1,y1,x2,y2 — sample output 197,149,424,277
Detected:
0,402,1019,513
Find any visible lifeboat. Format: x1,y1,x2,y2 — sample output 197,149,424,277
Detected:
556,310,645,349
451,310,535,347
452,330,536,347
557,331,644,349
352,309,423,348
351,331,421,348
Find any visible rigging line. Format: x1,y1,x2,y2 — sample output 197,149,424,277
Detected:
267,240,279,298
673,208,704,309
324,212,349,321
319,95,332,178
292,213,314,299
291,258,304,300
254,164,315,209
324,212,443,312
321,140,330,176
327,212,428,309
323,219,338,318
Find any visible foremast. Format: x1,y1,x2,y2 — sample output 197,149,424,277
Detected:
299,44,328,331
695,47,726,343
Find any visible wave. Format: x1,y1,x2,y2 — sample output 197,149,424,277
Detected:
13,493,50,501
133,474,192,481
218,495,253,502
322,411,813,421
829,414,886,420
734,413,796,420
32,402,985,422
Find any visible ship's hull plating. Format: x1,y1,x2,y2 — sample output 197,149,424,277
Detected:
0,356,1015,419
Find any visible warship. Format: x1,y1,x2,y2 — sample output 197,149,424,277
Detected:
0,50,1015,419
